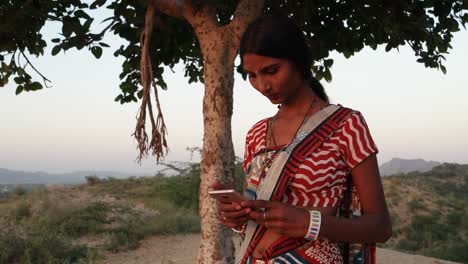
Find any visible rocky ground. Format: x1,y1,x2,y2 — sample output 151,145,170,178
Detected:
100,234,460,264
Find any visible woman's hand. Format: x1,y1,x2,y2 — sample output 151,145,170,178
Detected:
211,181,251,229
241,200,310,237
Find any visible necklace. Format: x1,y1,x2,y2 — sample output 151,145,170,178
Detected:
266,95,318,150
257,95,318,178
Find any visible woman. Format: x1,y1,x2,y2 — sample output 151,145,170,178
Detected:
212,14,392,264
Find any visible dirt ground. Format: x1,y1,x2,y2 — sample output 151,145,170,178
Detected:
101,234,460,264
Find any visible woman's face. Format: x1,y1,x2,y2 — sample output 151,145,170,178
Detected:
242,53,304,105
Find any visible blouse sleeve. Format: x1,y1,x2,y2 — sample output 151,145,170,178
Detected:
334,111,379,169
242,119,268,173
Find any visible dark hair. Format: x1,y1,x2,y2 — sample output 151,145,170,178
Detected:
239,14,329,103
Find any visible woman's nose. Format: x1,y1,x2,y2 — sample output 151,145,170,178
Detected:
257,78,271,93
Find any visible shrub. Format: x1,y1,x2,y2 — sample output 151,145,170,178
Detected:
408,199,425,212
41,202,111,237
14,186,27,196
85,175,101,185
0,228,93,264
397,238,420,251
11,202,31,222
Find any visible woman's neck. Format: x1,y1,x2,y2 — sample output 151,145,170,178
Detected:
277,84,320,119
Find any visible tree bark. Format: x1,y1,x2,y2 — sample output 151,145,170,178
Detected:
194,2,264,262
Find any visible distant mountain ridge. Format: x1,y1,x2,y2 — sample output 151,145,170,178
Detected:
0,157,446,184
379,158,441,176
0,168,134,184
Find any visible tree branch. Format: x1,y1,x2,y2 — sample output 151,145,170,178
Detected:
182,0,218,33
20,51,52,88
230,0,265,42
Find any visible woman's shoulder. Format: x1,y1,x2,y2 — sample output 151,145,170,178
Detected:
245,117,269,139
332,104,368,127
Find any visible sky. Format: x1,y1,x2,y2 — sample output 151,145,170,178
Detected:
1,19,467,175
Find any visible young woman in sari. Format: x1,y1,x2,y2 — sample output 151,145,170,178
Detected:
212,14,392,264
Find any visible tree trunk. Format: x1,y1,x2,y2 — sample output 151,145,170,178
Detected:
194,1,264,262
197,27,238,263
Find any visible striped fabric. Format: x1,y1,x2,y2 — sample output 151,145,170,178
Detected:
243,108,378,209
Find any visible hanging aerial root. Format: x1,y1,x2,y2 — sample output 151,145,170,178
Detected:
133,1,168,164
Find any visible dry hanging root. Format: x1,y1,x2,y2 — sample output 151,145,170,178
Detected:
134,2,168,163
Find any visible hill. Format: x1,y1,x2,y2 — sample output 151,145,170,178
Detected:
382,163,468,263
0,168,136,185
379,158,441,176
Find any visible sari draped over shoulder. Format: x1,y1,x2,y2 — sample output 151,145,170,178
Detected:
237,105,379,264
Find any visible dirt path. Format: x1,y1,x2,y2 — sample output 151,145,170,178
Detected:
101,234,460,264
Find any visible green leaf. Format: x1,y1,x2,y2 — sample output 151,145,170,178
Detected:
91,46,103,59
137,90,143,99
323,68,332,82
114,94,123,102
385,44,392,52
14,77,23,84
15,85,24,95
90,0,106,9
30,82,42,91
17,68,25,75
74,10,91,19
51,46,61,56
99,42,110,48
62,21,72,37
1,62,8,72
51,38,61,43
324,59,333,68
440,65,447,74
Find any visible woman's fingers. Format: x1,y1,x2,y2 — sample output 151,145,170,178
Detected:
241,199,281,210
223,207,251,218
217,201,242,212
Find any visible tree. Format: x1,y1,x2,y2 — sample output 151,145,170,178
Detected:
1,0,467,263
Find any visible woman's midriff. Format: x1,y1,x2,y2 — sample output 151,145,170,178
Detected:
251,206,338,259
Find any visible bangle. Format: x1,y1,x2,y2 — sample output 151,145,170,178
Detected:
231,223,246,234
305,210,321,241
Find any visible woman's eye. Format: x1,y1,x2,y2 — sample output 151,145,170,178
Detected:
266,68,277,74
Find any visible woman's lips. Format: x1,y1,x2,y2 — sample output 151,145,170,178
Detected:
267,94,280,100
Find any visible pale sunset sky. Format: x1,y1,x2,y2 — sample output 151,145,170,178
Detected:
1,18,467,174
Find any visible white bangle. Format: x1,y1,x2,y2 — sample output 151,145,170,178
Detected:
305,210,321,241
231,223,246,234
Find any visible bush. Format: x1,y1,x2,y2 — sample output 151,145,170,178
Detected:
408,199,424,212
41,202,111,237
85,175,101,185
14,186,27,196
0,229,93,264
397,238,420,251
11,202,31,222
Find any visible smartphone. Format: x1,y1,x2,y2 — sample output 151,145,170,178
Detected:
209,189,246,204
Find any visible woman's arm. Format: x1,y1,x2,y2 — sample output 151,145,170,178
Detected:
320,154,392,243
243,154,392,243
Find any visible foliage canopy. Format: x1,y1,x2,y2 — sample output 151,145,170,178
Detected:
1,0,467,98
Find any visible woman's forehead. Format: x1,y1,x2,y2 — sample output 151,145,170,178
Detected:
242,53,286,71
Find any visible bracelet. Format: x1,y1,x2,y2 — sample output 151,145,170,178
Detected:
305,210,321,241
231,223,246,234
